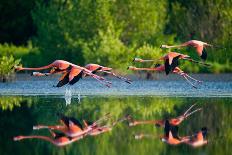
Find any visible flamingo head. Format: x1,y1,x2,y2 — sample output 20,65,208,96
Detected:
14,136,24,141
133,58,143,62
127,66,137,70
201,127,208,138
160,45,168,49
14,66,23,71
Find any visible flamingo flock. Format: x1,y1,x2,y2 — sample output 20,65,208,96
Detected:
14,104,208,148
12,40,212,149
131,104,208,148
128,39,216,88
13,39,218,89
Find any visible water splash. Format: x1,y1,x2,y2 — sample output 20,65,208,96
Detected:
65,87,72,106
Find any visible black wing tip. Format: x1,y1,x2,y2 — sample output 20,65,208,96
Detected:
154,63,161,67
200,49,207,61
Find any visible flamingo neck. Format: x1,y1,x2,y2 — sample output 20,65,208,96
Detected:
166,44,185,48
21,64,53,71
133,68,159,71
20,136,57,145
134,120,157,125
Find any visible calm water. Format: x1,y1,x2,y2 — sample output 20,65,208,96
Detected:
0,75,232,155
0,96,231,155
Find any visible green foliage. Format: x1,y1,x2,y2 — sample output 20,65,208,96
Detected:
0,55,20,82
1,0,232,73
83,24,128,69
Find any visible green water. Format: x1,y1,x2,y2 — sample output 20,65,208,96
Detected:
0,96,231,155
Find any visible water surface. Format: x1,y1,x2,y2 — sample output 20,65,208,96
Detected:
0,96,231,155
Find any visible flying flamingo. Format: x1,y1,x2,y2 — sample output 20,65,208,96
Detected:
128,64,202,88
184,127,208,147
126,104,201,127
13,129,84,147
133,52,210,75
15,60,111,87
134,120,190,144
160,120,190,145
160,40,214,60
84,64,132,84
33,113,111,137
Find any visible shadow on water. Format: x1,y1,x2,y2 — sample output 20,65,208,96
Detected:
0,96,232,155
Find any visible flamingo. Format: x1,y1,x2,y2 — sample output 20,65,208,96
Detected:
33,113,111,137
15,60,111,87
128,64,202,88
184,127,208,147
160,40,214,60
160,120,189,145
134,120,190,144
85,64,132,84
126,104,201,127
133,52,210,75
13,129,84,147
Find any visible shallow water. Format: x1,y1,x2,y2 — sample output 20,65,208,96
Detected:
0,74,231,155
0,96,232,155
0,74,232,97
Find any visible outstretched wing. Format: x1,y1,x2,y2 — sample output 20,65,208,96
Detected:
69,68,83,85
56,72,70,87
53,131,66,139
59,113,83,130
196,45,204,56
92,67,102,74
200,48,207,60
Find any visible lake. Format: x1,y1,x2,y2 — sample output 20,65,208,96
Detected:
0,74,232,155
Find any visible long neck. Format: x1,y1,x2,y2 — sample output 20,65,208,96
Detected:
22,64,53,71
134,120,157,125
134,67,159,71
20,136,56,145
35,125,65,130
166,44,185,48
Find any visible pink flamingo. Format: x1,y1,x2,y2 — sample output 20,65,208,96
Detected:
126,104,201,127
15,60,111,87
160,40,214,60
33,113,111,137
13,129,84,147
133,52,210,75
85,64,132,84
184,127,208,147
128,64,202,88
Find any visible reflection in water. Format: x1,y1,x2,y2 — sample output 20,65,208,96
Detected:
65,87,72,105
0,96,231,155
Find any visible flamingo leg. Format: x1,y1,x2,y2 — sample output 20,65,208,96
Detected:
180,74,197,89
100,70,132,84
183,73,203,83
185,108,202,118
84,71,112,88
92,113,111,126
183,104,196,116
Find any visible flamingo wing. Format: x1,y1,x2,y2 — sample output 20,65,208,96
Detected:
92,67,102,74
200,48,207,60
196,132,204,141
53,131,66,139
165,56,180,75
68,117,83,130
195,45,204,56
69,68,83,85
56,72,70,87
59,114,83,130
165,59,171,75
